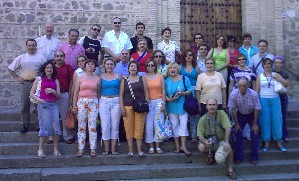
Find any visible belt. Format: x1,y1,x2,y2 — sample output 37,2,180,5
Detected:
23,79,35,82
103,95,118,98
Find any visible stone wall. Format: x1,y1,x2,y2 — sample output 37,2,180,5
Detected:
0,0,180,108
242,0,299,101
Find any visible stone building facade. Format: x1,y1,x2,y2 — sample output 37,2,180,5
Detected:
0,0,298,108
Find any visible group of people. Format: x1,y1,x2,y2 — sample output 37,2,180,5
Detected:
7,17,290,180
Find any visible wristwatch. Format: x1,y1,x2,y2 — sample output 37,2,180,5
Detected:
224,140,229,143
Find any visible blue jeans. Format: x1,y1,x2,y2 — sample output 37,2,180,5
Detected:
279,94,289,139
189,114,200,139
38,102,61,137
234,112,259,161
259,97,282,141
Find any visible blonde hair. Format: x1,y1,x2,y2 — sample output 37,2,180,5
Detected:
167,62,180,74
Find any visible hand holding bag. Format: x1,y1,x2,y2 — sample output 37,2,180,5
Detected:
66,109,77,129
126,77,149,113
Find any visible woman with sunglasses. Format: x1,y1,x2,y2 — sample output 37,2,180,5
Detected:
151,50,167,77
180,50,200,143
190,33,205,60
255,58,288,152
272,56,290,142
227,35,240,78
195,58,227,116
207,35,230,81
131,38,151,76
228,54,256,94
144,60,166,154
165,62,192,155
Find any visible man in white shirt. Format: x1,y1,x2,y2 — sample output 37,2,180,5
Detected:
102,17,133,62
35,22,61,60
8,39,46,133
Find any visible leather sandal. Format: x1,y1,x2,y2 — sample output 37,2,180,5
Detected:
90,151,97,157
77,151,83,157
53,151,61,157
227,170,237,179
156,148,163,154
206,155,215,165
38,150,46,158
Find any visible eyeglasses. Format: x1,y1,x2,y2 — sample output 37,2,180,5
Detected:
237,58,246,61
92,28,101,32
146,64,155,67
114,22,121,24
200,48,207,50
186,54,193,57
121,53,129,55
195,37,202,40
155,55,163,58
56,55,64,57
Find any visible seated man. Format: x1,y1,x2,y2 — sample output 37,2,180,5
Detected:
197,99,236,179
228,77,261,165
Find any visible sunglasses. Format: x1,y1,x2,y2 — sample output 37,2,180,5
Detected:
186,54,193,57
228,40,235,42
92,28,101,32
147,64,155,68
121,53,129,55
195,37,202,40
155,55,163,58
237,58,246,61
56,55,64,57
114,22,121,24
200,48,207,50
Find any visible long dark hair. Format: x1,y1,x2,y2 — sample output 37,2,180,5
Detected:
39,60,57,79
181,49,197,68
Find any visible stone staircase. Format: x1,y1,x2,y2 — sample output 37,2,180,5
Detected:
0,110,299,181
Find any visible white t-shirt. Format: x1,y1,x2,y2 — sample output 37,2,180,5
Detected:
102,30,133,56
35,35,61,60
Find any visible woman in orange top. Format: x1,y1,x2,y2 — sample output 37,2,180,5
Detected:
144,59,166,154
72,59,100,157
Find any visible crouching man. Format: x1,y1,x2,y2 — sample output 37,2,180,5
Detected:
197,99,237,179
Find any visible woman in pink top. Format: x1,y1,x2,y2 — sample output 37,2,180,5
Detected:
72,59,100,157
30,61,61,158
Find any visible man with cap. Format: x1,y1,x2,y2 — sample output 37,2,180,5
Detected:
197,98,236,179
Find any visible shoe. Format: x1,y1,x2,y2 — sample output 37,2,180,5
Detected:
180,148,191,156
174,150,180,153
53,151,61,157
278,147,287,152
148,148,155,154
47,140,53,144
206,156,215,165
77,150,83,157
38,150,46,158
102,151,109,155
192,139,197,143
261,147,268,151
66,139,75,144
90,151,97,157
36,128,40,132
283,137,289,142
228,170,237,179
251,160,257,165
111,151,118,155
156,148,163,154
138,152,145,157
128,152,134,157
20,126,29,133
234,160,242,164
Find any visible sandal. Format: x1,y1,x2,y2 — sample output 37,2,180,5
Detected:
156,148,163,154
180,148,191,156
278,147,287,152
138,152,145,157
174,150,180,153
128,152,134,157
228,170,237,179
90,151,97,157
38,150,46,158
102,151,109,155
111,151,119,155
206,155,215,165
53,151,61,157
77,151,83,157
148,148,155,154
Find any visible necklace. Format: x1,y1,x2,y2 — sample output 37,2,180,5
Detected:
264,73,272,88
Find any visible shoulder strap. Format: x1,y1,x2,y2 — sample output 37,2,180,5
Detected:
125,77,135,100
137,51,146,62
254,54,267,72
182,76,186,91
206,113,224,131
211,48,214,57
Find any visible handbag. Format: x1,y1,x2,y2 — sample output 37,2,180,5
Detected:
182,76,200,115
155,112,173,140
126,77,149,113
29,76,42,104
66,109,77,129
274,80,287,94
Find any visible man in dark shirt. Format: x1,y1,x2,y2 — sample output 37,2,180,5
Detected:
130,22,153,55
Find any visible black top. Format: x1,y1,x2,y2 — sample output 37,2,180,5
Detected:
123,77,145,106
130,36,153,55
82,36,102,61
273,69,289,80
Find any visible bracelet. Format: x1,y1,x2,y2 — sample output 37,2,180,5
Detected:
72,107,77,109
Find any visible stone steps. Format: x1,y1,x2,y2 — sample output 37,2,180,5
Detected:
0,160,298,181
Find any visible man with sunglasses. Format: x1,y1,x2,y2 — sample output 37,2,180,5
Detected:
78,24,103,63
228,77,261,165
130,22,153,55
102,17,133,62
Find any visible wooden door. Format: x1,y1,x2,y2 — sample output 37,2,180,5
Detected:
180,0,242,52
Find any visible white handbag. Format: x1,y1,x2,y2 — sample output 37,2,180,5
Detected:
274,80,287,94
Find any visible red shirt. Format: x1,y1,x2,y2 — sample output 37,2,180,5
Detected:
131,52,151,73
55,64,74,93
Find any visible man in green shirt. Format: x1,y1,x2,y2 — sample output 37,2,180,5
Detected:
197,99,236,179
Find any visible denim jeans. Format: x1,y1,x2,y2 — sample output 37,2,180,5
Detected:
189,114,201,139
37,102,61,137
279,94,289,139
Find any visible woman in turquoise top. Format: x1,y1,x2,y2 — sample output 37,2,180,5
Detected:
180,50,200,143
207,35,230,82
165,62,192,155
98,58,122,155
